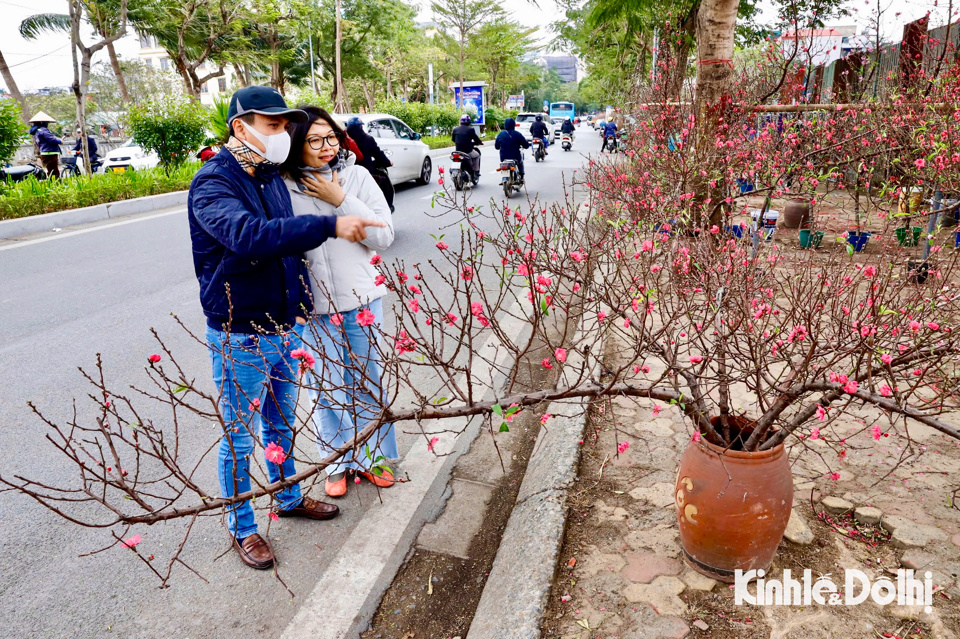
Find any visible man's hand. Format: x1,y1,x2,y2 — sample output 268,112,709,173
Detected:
335,216,387,242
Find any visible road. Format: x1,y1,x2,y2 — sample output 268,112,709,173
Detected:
0,128,602,638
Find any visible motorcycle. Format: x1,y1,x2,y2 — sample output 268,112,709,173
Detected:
449,150,478,191
531,138,546,162
602,135,619,153
61,151,103,178
1,161,47,183
561,133,573,151
498,158,523,198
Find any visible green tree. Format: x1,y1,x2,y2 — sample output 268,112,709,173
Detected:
0,98,28,165
127,96,209,172
430,0,504,108
131,0,247,100
468,21,538,108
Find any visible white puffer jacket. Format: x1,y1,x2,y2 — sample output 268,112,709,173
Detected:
284,165,395,315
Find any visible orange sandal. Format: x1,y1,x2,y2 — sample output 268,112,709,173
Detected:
325,472,348,497
357,469,395,488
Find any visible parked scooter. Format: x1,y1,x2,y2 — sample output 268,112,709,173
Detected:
0,161,47,183
449,150,479,190
561,134,573,151
531,138,546,162
499,157,523,198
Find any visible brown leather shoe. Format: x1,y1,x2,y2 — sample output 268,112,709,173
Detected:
275,496,340,520
233,533,274,570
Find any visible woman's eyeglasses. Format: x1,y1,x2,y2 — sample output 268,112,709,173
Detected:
307,134,341,150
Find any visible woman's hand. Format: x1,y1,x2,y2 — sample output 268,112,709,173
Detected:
300,171,346,207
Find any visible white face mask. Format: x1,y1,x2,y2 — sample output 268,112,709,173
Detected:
239,120,291,164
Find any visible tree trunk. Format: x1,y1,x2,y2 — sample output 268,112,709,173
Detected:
694,0,739,107
69,0,91,176
0,49,30,122
458,32,465,109
106,41,130,103
386,68,392,97
233,63,248,88
333,0,346,112
360,78,376,110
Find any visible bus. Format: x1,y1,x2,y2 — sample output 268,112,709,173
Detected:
549,102,575,119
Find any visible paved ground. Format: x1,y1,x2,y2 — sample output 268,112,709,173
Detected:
0,129,602,639
541,334,960,639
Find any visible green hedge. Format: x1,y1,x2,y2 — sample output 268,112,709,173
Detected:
0,163,199,220
379,100,461,135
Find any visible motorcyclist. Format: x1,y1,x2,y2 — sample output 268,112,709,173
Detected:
495,118,530,183
530,114,550,154
451,114,482,178
560,117,575,140
72,129,100,170
345,116,395,212
602,119,619,143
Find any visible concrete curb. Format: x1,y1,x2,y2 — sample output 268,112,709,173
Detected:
0,190,188,240
468,400,590,638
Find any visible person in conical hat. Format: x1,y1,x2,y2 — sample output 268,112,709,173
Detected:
28,112,62,178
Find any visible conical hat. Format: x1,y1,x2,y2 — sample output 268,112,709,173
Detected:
28,111,56,124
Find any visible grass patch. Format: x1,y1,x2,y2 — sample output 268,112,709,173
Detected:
0,163,199,220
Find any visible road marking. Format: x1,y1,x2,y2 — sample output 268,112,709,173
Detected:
281,307,529,639
0,207,187,252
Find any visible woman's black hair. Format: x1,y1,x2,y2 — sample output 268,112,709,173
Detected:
283,105,347,180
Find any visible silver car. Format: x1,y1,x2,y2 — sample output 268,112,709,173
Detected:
336,113,432,186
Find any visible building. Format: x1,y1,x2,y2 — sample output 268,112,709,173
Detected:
538,55,579,83
779,26,871,67
137,33,235,106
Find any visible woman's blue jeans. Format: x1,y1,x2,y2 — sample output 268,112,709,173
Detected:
207,325,304,539
303,299,398,476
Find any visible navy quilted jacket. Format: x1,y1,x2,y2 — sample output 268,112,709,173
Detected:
188,148,337,332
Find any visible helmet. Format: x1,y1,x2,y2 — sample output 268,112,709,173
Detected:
460,114,471,124
346,116,363,127
566,117,572,122
535,114,543,121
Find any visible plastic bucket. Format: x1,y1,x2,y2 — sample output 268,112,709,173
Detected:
799,229,824,248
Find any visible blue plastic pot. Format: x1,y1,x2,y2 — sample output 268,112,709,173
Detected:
724,225,744,239
847,231,871,253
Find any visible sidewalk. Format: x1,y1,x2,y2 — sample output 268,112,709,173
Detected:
539,336,960,638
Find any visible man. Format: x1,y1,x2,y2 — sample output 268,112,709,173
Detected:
560,116,576,140
602,118,619,151
495,117,530,184
345,117,394,212
188,86,385,570
28,112,62,178
451,114,483,178
530,114,550,154
73,129,99,171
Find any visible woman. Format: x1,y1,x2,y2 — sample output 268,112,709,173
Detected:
282,106,398,497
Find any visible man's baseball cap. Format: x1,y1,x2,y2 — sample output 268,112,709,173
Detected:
227,86,307,125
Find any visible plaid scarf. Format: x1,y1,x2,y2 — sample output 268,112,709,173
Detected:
225,136,275,176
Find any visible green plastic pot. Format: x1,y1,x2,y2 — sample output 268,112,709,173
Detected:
896,226,922,247
798,229,824,249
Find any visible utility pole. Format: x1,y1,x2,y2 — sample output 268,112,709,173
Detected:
428,63,434,105
651,28,659,83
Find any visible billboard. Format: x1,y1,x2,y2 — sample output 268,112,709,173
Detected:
506,94,524,109
452,84,485,125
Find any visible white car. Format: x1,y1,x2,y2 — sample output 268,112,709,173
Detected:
101,139,160,173
514,113,554,142
336,113,432,186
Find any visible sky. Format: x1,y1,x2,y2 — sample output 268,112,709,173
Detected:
0,0,956,92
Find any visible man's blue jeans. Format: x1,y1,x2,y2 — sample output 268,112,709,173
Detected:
303,299,397,476
207,325,304,539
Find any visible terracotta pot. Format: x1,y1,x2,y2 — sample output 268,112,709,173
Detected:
782,199,811,228
674,416,793,583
